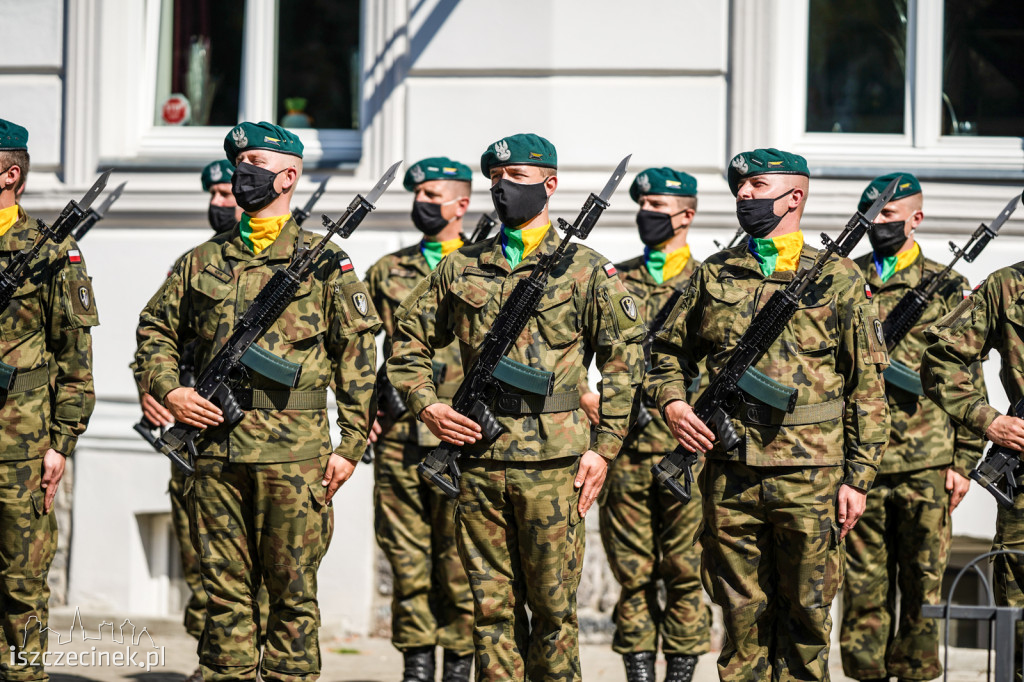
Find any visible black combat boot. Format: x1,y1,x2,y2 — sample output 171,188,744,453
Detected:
401,646,436,682
441,649,473,682
623,651,656,682
664,654,698,682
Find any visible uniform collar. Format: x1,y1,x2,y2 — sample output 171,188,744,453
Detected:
626,253,697,289
865,246,925,290
224,216,302,264
0,207,36,252
479,222,560,274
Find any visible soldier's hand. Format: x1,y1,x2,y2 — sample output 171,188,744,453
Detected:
165,387,224,428
575,450,608,517
421,403,482,445
141,392,174,428
322,453,355,504
664,399,715,453
986,415,1024,451
580,392,601,426
368,411,384,445
41,448,66,514
837,484,867,539
946,468,971,513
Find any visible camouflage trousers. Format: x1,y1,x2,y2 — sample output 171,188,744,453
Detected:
189,455,333,682
598,450,710,656
700,460,845,681
0,459,57,682
840,467,951,681
456,457,585,682
373,437,473,654
993,489,1024,681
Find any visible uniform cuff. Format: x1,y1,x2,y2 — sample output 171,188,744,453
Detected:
151,374,182,403
407,385,440,421
843,460,877,493
594,431,622,461
952,451,981,478
333,440,365,464
49,432,76,458
656,383,690,414
967,402,1000,439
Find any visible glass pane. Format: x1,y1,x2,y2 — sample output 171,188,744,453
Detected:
943,0,1024,137
276,0,361,130
806,0,908,134
153,0,244,127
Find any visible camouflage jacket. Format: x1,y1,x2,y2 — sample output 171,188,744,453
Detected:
647,242,891,491
364,241,464,447
0,208,97,460
922,262,1022,438
387,226,647,462
610,254,701,454
134,218,381,463
855,249,986,477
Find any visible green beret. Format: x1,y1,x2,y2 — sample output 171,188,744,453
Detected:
403,157,472,191
629,167,697,203
858,172,921,213
480,133,557,178
224,121,304,164
727,148,809,196
0,119,28,151
201,160,235,191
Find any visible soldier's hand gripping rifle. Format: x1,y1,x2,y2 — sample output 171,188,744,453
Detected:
0,170,111,312
651,177,900,504
153,161,402,476
291,177,330,226
70,181,127,241
879,192,1020,395
713,227,746,251
971,399,1024,508
417,155,632,498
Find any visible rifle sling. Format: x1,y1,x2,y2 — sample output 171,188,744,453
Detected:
235,388,328,411
740,398,844,427
494,390,580,415
882,360,924,396
0,363,49,394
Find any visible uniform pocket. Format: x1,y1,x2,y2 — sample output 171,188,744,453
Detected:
790,295,839,354
536,283,581,349
699,282,747,347
449,276,495,348
0,280,42,341
190,266,234,341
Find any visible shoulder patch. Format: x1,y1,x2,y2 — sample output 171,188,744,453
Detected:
620,295,638,321
352,291,369,316
864,283,872,299
873,318,885,345
603,262,617,278
339,257,354,274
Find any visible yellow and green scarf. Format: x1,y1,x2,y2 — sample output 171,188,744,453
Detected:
502,222,549,268
240,213,290,255
748,230,804,277
421,237,464,271
645,244,691,284
874,242,920,283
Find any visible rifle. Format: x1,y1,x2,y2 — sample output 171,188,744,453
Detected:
879,193,1020,395
633,287,687,431
0,170,111,312
150,161,402,475
291,177,330,226
70,181,127,241
469,211,499,244
970,399,1024,508
651,177,900,504
417,155,632,498
713,227,745,251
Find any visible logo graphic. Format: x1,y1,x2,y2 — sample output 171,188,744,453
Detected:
263,136,281,146
494,140,511,162
529,151,543,159
620,296,638,321
865,186,880,201
209,165,223,182
352,292,369,316
232,126,248,148
410,164,426,184
637,174,651,193
78,286,90,311
730,155,748,175
665,179,681,188
874,318,885,345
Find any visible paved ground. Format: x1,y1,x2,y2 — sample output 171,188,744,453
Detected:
29,609,993,681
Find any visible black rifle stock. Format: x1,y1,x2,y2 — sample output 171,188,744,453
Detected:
971,399,1024,508
152,162,401,475
651,177,900,504
468,211,499,244
417,157,631,498
713,227,745,251
292,177,330,226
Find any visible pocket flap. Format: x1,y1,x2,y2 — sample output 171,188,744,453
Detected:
450,276,493,309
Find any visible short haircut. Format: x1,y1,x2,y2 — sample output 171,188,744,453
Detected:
0,150,29,194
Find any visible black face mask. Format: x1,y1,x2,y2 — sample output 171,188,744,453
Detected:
411,201,450,236
735,188,794,238
207,204,237,233
868,220,908,257
231,162,283,213
490,179,548,228
636,209,685,247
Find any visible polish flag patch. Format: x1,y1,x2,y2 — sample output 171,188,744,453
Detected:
603,263,617,277
864,283,872,299
339,257,353,273
68,249,82,264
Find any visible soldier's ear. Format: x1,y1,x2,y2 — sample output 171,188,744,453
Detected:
454,196,470,218
277,166,299,195
544,174,558,197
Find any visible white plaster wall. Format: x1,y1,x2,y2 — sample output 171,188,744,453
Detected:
0,76,64,169
0,0,64,67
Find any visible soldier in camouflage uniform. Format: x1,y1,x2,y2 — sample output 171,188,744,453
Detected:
134,122,380,682
0,118,98,682
388,133,646,681
922,264,1024,679
580,168,709,682
364,157,474,682
647,148,891,681
840,174,985,681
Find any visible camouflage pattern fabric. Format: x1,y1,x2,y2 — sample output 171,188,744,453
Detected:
699,460,845,681
373,437,473,654
189,455,333,681
922,262,1024,679
840,466,951,680
0,460,57,682
455,457,585,681
134,217,380,464
598,449,709,656
0,208,97,460
647,243,890,680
